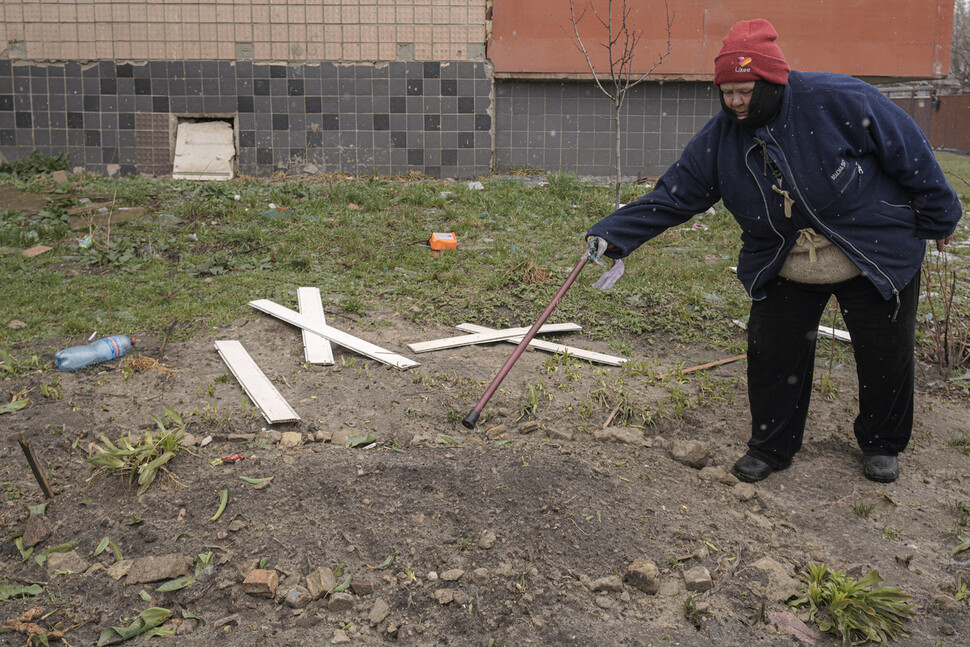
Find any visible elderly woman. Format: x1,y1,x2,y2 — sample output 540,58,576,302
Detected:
586,19,961,484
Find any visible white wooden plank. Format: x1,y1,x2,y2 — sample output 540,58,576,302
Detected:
454,323,627,366
735,319,852,344
214,340,300,424
818,325,852,343
297,287,334,365
249,299,420,369
407,323,582,353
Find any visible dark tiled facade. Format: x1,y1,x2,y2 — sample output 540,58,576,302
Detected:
0,59,492,179
1,56,722,179
494,80,720,176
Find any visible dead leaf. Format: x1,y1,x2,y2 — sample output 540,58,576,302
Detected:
767,610,821,645
22,245,53,258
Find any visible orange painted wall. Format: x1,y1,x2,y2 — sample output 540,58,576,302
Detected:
489,0,955,80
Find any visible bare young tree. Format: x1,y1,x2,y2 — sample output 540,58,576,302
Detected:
564,0,673,208
952,0,970,90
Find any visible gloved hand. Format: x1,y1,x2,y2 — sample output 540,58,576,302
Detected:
587,236,610,265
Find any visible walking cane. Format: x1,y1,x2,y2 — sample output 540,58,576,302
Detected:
462,248,593,429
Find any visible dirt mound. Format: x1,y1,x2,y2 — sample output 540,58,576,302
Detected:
2,313,969,646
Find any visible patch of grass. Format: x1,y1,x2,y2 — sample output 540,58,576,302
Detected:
790,562,915,646
853,501,876,519
1,156,965,385
948,433,970,455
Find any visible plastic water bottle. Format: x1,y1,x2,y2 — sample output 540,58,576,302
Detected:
55,335,135,372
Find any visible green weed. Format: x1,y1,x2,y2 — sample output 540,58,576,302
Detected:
87,406,186,494
948,433,970,455
790,562,915,645
853,501,876,519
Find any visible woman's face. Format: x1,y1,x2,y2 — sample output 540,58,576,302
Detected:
720,81,757,120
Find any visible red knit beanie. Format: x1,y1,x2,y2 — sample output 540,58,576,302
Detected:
714,19,790,86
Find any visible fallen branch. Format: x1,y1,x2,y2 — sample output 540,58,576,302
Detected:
655,354,747,380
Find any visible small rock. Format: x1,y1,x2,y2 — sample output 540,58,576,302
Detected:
683,566,713,592
750,557,801,602
484,424,507,440
331,629,351,643
314,429,332,442
284,585,312,609
478,530,497,550
441,568,464,582
46,550,90,575
368,598,390,625
624,558,660,595
306,567,337,599
669,440,710,468
351,579,375,596
426,571,439,582
22,516,51,548
595,594,613,609
127,553,192,584
589,575,624,592
328,591,355,611
242,569,279,598
257,429,282,444
518,421,540,434
933,594,962,612
228,519,247,532
733,482,758,501
8,320,27,329
698,465,738,485
331,428,358,446
179,434,198,447
434,589,455,605
593,427,644,445
278,432,302,449
470,568,490,586
746,511,773,530
546,427,574,441
107,560,132,580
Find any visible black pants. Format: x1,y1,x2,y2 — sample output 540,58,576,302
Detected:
745,274,919,469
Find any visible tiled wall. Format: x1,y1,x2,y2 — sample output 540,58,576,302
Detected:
494,80,720,176
0,1,486,63
0,59,493,179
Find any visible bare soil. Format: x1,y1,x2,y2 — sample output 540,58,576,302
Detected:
2,309,969,646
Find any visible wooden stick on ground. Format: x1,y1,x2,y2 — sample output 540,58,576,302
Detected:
17,434,55,499
654,354,747,380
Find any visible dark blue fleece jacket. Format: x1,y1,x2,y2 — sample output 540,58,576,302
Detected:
587,71,963,301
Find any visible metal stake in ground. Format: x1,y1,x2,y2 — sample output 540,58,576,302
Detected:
463,251,591,429
18,434,55,500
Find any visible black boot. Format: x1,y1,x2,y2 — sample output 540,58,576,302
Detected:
732,454,778,483
863,455,899,483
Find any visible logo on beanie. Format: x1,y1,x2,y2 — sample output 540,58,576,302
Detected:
735,55,752,73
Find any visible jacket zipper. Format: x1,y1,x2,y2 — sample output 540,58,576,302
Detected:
763,129,902,319
744,140,787,300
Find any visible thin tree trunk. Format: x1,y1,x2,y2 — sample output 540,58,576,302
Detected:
614,98,622,209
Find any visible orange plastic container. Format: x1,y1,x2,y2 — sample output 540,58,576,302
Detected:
429,232,458,250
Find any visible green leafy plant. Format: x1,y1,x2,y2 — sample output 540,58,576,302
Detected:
0,150,69,176
86,406,186,494
790,563,915,645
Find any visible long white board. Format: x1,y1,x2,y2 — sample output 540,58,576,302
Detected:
407,323,582,353
297,287,335,365
454,323,627,366
214,340,300,424
249,299,419,369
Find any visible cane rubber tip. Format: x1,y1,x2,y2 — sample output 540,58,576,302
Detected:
462,410,480,429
